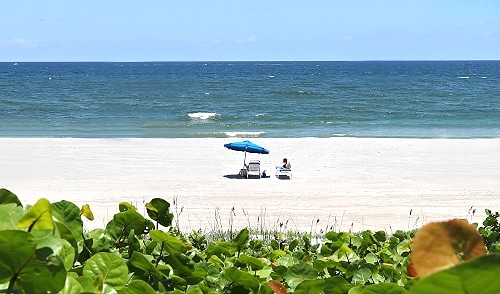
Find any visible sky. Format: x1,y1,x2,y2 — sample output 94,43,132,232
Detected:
1,0,499,62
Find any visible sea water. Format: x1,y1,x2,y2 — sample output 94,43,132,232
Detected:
1,61,499,138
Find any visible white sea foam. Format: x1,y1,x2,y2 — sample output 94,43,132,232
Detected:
188,112,218,120
224,131,265,138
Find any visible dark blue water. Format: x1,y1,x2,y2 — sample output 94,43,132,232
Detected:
1,61,499,138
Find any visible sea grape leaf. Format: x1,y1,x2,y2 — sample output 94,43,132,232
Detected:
323,276,354,294
285,263,318,289
30,225,62,254
270,249,287,261
112,209,147,236
409,255,500,294
346,286,364,294
295,279,325,294
268,280,287,294
83,252,129,288
51,200,84,238
0,188,22,206
75,276,96,293
0,230,65,293
163,253,203,285
63,275,84,294
224,267,260,293
122,279,158,294
365,252,378,264
170,275,188,291
0,203,24,230
232,228,250,252
129,251,163,280
16,198,54,231
55,222,78,259
205,241,234,258
80,204,94,220
256,266,273,280
356,282,408,293
411,219,486,278
335,243,356,261
352,268,372,285
61,239,76,271
145,198,174,228
237,254,266,271
0,230,36,282
16,253,67,294
119,201,137,212
150,229,185,255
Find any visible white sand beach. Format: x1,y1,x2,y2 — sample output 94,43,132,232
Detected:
1,138,499,234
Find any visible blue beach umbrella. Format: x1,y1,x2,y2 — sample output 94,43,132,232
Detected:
224,140,269,166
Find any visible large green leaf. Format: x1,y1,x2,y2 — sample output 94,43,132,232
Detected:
17,198,54,231
30,224,63,254
51,200,84,238
112,209,147,236
295,279,325,294
0,188,22,206
0,203,24,230
205,241,234,258
352,268,372,285
409,255,500,294
0,230,66,293
285,263,318,289
150,229,185,255
121,279,158,294
55,221,78,261
224,267,260,293
145,198,174,228
63,275,84,294
129,251,163,280
119,201,137,212
232,228,250,253
323,276,354,294
0,230,36,282
60,239,76,271
237,254,266,271
17,254,67,294
356,282,408,293
83,252,129,288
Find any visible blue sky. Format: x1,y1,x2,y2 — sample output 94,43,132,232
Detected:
1,1,499,61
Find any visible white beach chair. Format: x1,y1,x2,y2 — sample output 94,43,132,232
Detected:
275,167,292,179
247,160,261,178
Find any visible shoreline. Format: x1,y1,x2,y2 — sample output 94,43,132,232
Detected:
1,137,499,234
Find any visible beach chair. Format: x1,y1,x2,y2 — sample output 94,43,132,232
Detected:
247,160,261,178
275,166,292,179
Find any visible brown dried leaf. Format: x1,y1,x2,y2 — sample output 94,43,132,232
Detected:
268,280,287,294
411,219,486,278
407,262,418,277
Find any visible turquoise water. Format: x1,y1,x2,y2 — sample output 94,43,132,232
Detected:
1,61,499,138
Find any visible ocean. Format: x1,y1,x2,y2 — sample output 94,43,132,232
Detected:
1,61,499,138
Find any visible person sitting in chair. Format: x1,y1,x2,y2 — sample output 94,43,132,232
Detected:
282,158,291,169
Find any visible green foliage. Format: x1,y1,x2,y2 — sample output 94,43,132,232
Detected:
146,198,174,229
408,255,500,293
0,188,499,294
476,209,500,252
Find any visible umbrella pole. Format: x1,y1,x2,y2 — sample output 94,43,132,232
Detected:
243,150,247,167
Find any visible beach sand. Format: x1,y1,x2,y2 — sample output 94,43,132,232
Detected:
1,138,499,234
